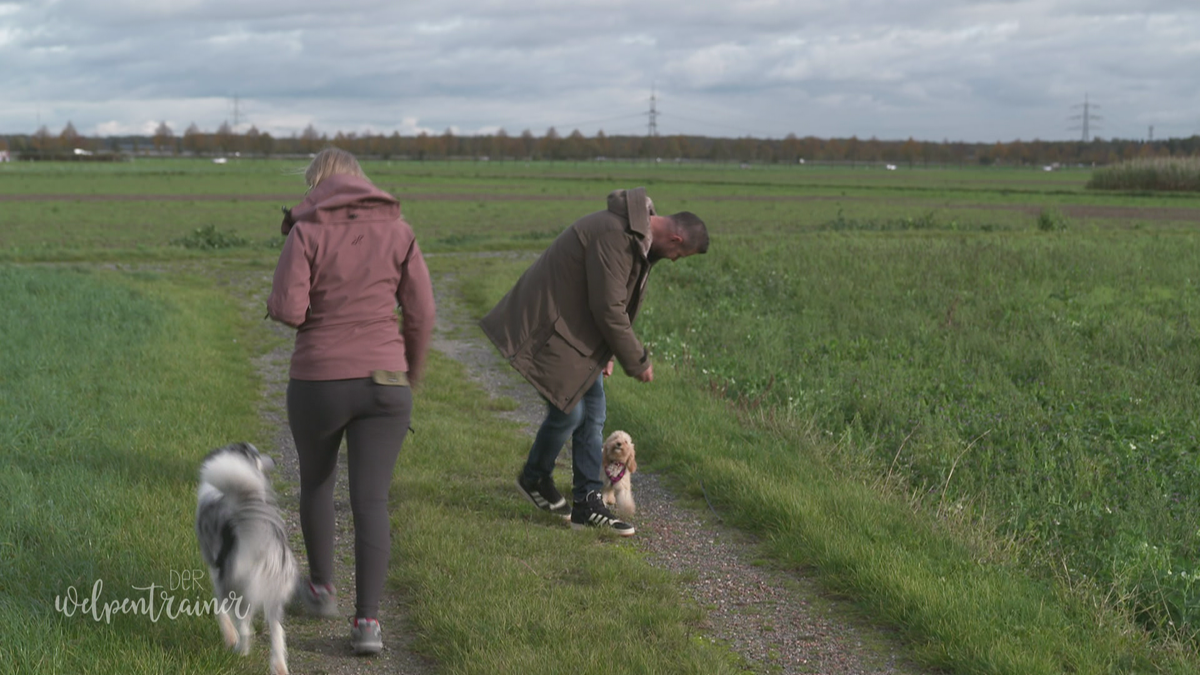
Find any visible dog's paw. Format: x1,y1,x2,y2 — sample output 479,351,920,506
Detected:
217,613,239,648
270,656,289,675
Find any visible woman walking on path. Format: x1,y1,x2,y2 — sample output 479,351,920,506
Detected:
267,147,435,655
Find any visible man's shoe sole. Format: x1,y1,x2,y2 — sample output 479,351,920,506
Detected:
570,522,636,536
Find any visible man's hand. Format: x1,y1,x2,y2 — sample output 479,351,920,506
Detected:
634,363,654,383
602,359,614,378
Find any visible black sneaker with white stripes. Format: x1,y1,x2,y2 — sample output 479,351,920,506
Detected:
570,490,635,536
516,473,572,517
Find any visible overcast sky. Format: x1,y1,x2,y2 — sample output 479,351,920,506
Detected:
2,1,1197,143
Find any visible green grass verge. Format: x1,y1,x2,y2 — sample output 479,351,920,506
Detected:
0,265,264,674
638,231,1200,643
605,371,1187,673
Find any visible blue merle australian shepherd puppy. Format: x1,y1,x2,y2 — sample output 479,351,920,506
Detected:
196,442,298,675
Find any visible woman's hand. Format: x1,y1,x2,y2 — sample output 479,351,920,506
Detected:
280,206,296,235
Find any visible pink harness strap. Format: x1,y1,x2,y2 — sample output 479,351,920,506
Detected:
605,462,627,484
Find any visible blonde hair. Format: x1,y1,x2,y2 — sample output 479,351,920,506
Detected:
304,147,366,190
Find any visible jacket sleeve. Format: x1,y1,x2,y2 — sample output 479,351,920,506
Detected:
267,226,312,328
396,239,436,385
585,230,650,377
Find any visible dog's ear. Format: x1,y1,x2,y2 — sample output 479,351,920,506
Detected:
628,455,637,473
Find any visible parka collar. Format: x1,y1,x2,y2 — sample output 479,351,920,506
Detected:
606,187,655,258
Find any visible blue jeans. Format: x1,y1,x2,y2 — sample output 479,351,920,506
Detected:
522,375,605,502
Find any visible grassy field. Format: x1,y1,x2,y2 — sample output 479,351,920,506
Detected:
5,159,1200,262
641,233,1200,630
4,157,1200,673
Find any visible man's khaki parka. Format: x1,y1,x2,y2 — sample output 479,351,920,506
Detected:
480,188,656,414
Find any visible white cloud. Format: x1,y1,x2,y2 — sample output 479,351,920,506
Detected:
93,120,139,136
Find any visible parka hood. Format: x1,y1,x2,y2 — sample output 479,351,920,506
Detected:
290,174,400,224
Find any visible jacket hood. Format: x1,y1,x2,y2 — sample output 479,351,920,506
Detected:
606,187,655,256
291,174,400,224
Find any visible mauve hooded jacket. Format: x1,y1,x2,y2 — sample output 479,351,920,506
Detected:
267,174,435,383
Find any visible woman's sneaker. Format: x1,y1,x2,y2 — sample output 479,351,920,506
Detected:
516,473,571,517
294,579,339,618
351,617,383,655
570,490,635,536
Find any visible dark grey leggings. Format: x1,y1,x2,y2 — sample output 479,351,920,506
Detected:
287,377,412,620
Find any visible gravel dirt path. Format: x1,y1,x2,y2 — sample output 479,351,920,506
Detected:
426,259,932,675
222,266,435,675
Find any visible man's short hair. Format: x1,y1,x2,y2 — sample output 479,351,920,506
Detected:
669,211,709,254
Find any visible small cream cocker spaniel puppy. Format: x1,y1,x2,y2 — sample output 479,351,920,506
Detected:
601,430,636,518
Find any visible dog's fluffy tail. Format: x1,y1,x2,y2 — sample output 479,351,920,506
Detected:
200,453,268,498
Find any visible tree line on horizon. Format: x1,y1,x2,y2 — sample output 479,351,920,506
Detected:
5,120,1200,167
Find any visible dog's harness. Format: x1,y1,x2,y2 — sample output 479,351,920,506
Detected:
605,462,628,484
